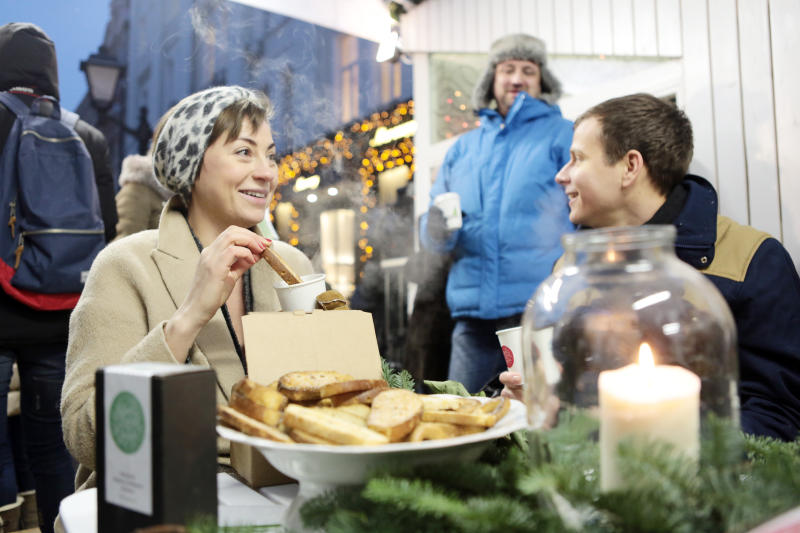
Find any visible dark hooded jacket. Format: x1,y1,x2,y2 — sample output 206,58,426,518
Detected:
0,22,118,343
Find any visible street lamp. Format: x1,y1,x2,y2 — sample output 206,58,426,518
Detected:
80,47,125,111
81,46,152,154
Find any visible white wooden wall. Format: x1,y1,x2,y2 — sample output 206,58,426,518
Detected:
402,0,800,270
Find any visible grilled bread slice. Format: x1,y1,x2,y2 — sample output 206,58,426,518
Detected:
231,378,288,411
315,406,369,427
406,421,482,442
283,404,389,445
319,379,388,398
288,428,337,445
337,385,391,406
278,370,354,401
419,395,480,413
421,397,510,427
261,246,303,285
367,389,423,442
217,405,293,443
229,392,283,427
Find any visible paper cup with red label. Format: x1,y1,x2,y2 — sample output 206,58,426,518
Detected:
496,326,523,383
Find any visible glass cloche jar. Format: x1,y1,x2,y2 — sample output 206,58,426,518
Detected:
520,225,739,432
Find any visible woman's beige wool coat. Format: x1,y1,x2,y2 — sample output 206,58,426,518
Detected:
60,196,313,492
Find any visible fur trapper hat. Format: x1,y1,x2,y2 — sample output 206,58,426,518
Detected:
471,33,562,110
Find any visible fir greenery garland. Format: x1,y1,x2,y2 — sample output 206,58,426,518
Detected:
182,368,799,532
297,411,800,533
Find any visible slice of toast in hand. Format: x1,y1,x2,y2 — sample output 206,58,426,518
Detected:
367,389,423,442
261,245,303,285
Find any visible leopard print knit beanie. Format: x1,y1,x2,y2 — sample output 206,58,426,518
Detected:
152,85,263,201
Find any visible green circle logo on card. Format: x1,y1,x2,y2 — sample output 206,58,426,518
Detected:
110,391,145,454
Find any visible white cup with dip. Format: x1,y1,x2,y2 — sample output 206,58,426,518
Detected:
274,273,326,312
433,192,462,230
496,325,523,382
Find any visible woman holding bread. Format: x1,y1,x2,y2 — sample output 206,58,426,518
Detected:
60,86,313,493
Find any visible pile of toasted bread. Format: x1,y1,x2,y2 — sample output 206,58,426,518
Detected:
217,371,511,445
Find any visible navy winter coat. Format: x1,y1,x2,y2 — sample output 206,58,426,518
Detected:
674,175,800,441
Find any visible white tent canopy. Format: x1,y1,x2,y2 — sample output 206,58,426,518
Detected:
228,0,394,43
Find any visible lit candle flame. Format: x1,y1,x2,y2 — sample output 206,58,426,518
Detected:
606,248,617,262
638,343,655,369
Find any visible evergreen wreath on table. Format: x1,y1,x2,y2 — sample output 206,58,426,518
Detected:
296,408,800,533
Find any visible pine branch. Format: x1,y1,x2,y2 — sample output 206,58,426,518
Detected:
300,414,800,533
381,357,416,390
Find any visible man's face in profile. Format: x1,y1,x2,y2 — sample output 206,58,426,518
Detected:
492,59,542,116
555,117,627,228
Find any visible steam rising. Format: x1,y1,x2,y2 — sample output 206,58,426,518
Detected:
186,1,343,153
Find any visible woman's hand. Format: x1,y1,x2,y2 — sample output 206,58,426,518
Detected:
165,226,270,359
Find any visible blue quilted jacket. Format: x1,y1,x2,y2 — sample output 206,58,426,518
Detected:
420,93,574,319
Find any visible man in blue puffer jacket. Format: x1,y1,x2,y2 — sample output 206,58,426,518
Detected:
420,34,574,392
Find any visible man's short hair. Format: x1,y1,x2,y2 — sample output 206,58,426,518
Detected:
575,93,693,195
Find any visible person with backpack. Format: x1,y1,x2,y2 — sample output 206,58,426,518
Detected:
0,22,118,533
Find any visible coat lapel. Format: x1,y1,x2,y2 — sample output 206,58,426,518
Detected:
150,198,243,400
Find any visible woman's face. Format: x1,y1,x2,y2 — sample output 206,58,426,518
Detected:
190,119,278,232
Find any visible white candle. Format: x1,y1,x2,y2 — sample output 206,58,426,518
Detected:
598,343,700,491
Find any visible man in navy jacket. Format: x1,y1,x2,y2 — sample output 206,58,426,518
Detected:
502,93,800,441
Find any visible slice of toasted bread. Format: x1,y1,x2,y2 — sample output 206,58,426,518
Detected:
319,379,388,398
421,397,510,428
337,385,390,406
261,246,303,285
231,378,289,411
419,395,479,412
406,422,463,442
278,370,355,401
283,404,389,445
230,392,283,427
367,389,423,442
315,407,368,427
335,403,371,420
288,428,337,445
217,405,294,443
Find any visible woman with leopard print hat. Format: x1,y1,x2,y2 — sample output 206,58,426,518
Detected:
59,86,314,494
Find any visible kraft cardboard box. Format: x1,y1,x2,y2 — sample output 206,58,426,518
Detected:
231,310,382,488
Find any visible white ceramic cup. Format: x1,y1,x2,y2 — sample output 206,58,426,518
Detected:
496,325,523,382
433,192,462,230
274,273,327,312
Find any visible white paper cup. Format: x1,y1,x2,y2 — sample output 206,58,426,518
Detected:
496,325,523,382
274,273,326,312
433,192,462,230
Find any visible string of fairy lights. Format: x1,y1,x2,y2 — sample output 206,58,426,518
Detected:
271,100,415,271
